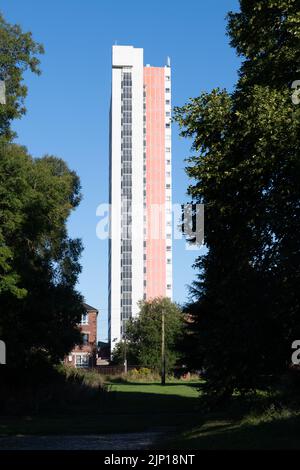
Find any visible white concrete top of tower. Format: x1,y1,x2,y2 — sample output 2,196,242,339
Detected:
112,45,143,68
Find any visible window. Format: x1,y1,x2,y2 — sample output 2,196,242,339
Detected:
166,123,170,128
81,313,88,325
166,147,171,153
82,333,89,345
167,284,172,290
123,292,132,300
166,100,170,105
122,279,132,289
76,354,89,368
165,88,170,93
166,111,170,117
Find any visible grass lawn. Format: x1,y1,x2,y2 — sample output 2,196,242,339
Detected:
108,381,200,400
1,378,300,449
156,385,300,450
163,411,300,450
0,380,203,436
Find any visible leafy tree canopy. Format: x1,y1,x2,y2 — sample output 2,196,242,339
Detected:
0,13,84,375
174,0,300,396
112,298,184,374
0,143,85,370
0,12,44,141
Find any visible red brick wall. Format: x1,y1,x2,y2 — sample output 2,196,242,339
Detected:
64,309,98,368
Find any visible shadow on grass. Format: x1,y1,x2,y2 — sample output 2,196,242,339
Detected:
0,381,205,436
105,392,199,414
108,378,202,388
120,382,202,390
162,413,300,450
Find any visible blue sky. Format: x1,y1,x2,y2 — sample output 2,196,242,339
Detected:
1,0,240,341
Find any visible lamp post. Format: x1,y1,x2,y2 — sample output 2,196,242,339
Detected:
161,308,166,385
124,321,128,374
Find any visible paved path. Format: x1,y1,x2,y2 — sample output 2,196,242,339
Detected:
0,432,164,450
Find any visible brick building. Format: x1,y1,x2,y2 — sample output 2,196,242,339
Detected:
65,303,98,368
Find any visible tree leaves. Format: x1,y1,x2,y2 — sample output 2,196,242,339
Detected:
112,298,184,372
0,13,84,373
0,143,84,369
175,0,300,395
0,13,44,141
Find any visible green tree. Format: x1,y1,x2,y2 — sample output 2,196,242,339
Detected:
0,12,44,141
174,0,300,397
0,12,84,373
0,11,44,300
112,298,184,373
0,143,85,371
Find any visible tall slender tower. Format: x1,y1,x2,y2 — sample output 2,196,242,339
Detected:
109,45,172,352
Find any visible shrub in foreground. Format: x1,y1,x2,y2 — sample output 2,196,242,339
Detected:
0,364,107,415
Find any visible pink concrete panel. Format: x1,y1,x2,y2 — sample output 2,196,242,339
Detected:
144,67,166,299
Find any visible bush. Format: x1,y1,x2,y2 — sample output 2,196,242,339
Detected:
126,367,159,382
105,367,161,383
0,364,107,415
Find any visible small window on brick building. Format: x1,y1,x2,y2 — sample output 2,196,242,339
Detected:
82,333,89,345
81,313,89,325
76,354,89,368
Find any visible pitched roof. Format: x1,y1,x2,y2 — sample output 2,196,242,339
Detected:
83,303,99,313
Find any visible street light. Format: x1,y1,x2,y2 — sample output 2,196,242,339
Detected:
123,321,128,374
